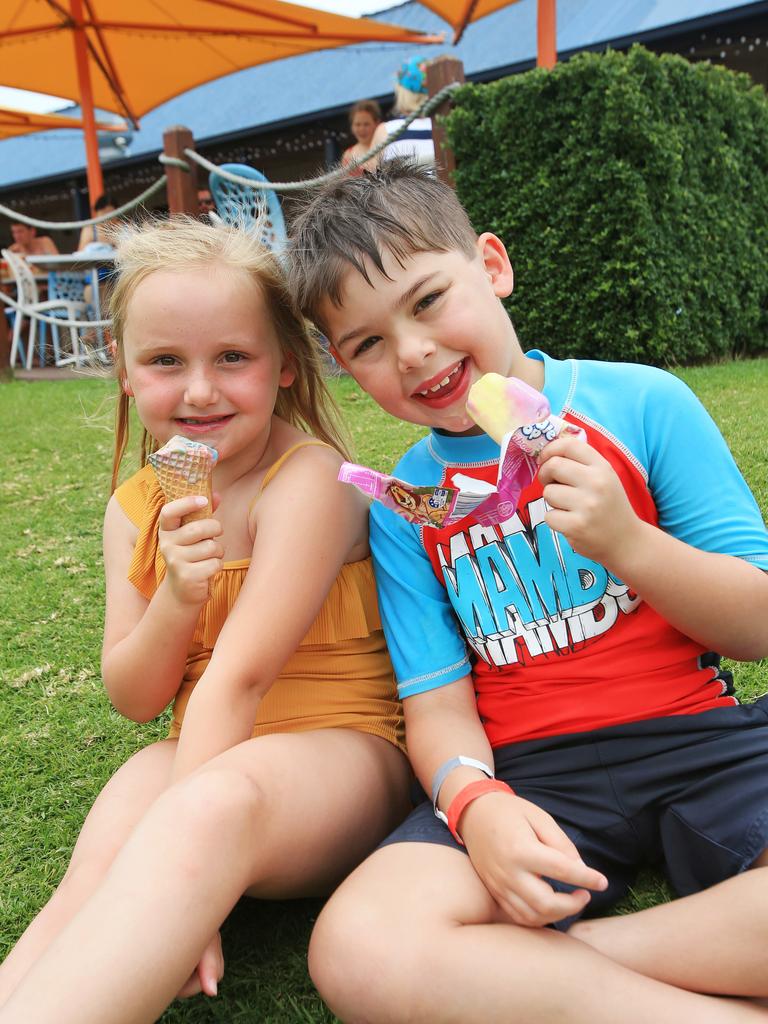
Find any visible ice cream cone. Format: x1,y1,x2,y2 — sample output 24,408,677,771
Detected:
148,436,218,524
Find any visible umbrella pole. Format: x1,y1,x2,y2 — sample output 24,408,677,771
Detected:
537,0,557,68
70,0,104,207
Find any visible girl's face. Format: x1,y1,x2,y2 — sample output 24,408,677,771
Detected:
351,112,378,146
122,265,294,470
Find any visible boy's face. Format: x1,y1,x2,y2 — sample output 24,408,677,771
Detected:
320,234,533,434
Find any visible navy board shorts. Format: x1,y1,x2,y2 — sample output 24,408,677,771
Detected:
381,697,768,930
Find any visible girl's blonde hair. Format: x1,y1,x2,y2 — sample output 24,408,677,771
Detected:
109,216,350,492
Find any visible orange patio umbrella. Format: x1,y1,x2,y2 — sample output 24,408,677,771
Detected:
0,104,125,140
421,0,556,63
0,0,443,205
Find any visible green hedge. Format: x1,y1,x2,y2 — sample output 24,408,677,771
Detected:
445,46,768,365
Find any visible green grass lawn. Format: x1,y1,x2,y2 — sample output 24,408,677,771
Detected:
1,360,766,1021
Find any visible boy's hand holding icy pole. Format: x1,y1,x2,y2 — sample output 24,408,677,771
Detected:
339,374,585,528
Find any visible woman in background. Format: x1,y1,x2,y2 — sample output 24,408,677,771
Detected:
341,99,382,176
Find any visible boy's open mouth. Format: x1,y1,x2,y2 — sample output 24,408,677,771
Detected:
412,359,469,409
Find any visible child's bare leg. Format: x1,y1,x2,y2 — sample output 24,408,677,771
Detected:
571,851,768,996
309,843,768,1024
0,728,410,1024
0,739,176,1004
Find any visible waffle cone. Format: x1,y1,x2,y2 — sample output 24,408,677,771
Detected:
148,436,217,524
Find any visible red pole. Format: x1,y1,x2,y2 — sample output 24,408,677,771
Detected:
537,0,557,69
70,0,104,208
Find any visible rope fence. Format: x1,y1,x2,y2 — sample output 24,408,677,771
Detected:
0,177,168,232
1,82,462,231
171,82,462,192
1,83,462,340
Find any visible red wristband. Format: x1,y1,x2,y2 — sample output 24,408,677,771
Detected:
446,779,514,845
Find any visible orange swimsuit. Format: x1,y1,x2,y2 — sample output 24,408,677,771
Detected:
114,443,405,752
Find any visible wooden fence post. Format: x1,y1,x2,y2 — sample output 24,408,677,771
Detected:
162,126,198,216
426,56,465,189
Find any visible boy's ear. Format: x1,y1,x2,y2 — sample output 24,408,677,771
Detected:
476,232,514,299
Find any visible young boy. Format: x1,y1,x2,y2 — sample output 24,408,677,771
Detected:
288,160,768,1023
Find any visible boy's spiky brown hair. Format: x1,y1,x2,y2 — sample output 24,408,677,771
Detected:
287,158,478,335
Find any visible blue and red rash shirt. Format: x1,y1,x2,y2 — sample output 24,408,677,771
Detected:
370,351,768,749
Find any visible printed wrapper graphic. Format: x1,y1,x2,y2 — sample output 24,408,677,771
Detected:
338,376,585,528
148,436,218,524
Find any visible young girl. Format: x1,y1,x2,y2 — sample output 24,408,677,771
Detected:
0,218,409,1023
341,99,382,176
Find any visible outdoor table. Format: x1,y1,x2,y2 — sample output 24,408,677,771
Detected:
26,252,115,326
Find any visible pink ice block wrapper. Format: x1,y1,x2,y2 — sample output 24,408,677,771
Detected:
338,375,585,528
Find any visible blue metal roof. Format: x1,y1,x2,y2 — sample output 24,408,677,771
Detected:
0,0,764,189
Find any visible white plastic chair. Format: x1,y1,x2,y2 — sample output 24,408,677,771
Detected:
208,164,287,256
2,249,89,369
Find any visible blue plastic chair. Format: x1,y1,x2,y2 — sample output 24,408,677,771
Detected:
45,271,91,365
208,164,287,256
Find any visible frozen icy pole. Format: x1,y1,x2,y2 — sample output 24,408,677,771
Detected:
148,435,218,524
465,373,549,444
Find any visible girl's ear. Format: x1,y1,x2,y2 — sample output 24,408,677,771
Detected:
120,375,134,397
279,354,296,388
476,232,514,299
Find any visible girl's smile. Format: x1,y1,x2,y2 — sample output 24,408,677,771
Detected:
175,413,236,434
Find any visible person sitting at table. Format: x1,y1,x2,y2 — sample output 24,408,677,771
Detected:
77,194,119,313
197,188,217,222
77,193,118,251
8,223,59,256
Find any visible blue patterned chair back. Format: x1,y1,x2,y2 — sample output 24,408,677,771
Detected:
209,164,287,256
48,271,88,304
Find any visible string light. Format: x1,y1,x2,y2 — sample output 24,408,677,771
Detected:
688,28,768,60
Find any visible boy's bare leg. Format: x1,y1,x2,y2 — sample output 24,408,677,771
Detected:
0,729,410,1024
309,844,768,1024
571,851,768,996
0,739,177,1004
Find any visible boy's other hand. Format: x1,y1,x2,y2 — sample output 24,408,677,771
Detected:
538,436,642,568
158,495,224,606
461,791,608,928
